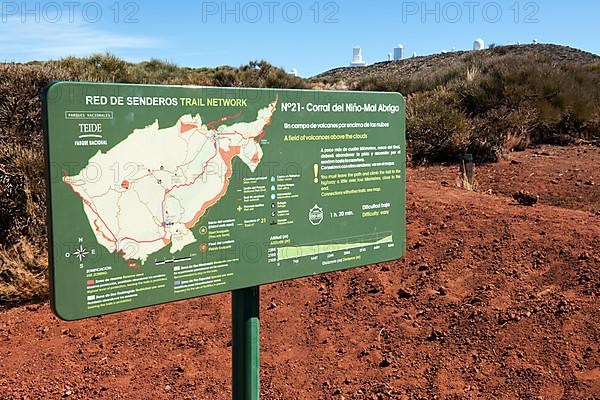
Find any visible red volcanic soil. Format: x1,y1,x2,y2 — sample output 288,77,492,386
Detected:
1,145,599,399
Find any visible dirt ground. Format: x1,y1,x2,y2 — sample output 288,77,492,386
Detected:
0,145,599,400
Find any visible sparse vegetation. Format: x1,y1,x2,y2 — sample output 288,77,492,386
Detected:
0,240,47,305
318,44,600,163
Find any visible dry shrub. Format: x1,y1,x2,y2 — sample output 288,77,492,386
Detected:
0,144,46,248
0,63,72,148
466,65,480,82
0,240,48,305
212,60,306,89
461,55,600,153
504,133,531,153
456,167,478,191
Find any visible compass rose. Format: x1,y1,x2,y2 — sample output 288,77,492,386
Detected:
65,238,96,268
73,244,89,262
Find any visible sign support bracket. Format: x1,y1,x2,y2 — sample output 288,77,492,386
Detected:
232,286,260,400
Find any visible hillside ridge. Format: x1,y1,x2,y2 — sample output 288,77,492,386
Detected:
314,44,600,81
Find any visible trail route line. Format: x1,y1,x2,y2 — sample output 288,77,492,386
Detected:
65,100,277,267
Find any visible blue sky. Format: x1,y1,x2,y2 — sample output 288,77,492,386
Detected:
1,0,599,76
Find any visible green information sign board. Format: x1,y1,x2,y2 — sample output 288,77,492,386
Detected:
43,82,406,321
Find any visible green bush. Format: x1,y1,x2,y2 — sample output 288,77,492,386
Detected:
407,87,471,163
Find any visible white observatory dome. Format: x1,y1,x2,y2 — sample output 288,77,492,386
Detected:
473,38,485,51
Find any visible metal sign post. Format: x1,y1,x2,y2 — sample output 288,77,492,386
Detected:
232,286,260,400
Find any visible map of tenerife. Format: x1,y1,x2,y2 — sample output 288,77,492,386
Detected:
64,99,277,267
